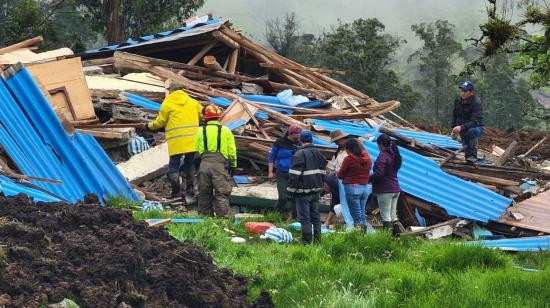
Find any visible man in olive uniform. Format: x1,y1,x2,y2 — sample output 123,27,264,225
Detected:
195,104,237,217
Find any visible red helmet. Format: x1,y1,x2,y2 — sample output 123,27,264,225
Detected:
203,104,222,120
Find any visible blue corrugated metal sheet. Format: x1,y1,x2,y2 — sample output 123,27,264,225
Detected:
311,120,511,222
85,18,222,54
312,119,462,149
0,176,60,202
0,66,138,203
466,236,550,252
127,93,161,111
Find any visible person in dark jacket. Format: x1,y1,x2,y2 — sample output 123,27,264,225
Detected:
268,124,302,214
451,81,484,163
337,138,372,229
288,130,327,244
370,134,402,235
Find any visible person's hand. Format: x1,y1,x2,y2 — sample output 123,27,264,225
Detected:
451,126,461,136
267,171,274,182
323,182,330,193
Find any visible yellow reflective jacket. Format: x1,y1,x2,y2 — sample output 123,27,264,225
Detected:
195,120,237,167
148,90,203,155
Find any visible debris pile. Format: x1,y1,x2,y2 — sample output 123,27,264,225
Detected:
0,194,269,307
0,15,548,248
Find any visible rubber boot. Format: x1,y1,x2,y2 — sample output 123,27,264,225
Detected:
183,170,195,196
392,221,404,237
168,172,181,199
382,221,392,231
301,227,313,245
313,224,322,244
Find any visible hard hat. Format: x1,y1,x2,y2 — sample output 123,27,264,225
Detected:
203,104,222,120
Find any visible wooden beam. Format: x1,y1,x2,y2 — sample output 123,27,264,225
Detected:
212,30,240,49
439,147,464,167
495,140,518,166
238,99,271,140
203,55,225,71
521,136,548,157
113,52,334,99
187,41,217,66
227,48,239,74
259,62,345,75
0,36,43,55
443,168,519,187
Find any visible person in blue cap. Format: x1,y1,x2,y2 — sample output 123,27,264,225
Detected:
451,81,484,163
287,130,327,244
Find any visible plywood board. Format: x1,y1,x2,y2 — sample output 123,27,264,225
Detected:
499,190,550,233
27,57,96,121
220,100,258,126
0,48,73,65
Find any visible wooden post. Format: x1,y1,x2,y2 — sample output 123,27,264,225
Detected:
0,36,43,55
238,99,271,140
495,141,518,166
227,48,239,74
187,41,217,65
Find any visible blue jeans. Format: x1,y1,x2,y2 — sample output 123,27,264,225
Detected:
168,152,196,174
343,184,370,225
460,127,483,159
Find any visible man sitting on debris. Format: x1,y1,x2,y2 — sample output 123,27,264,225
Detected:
451,81,484,163
195,104,237,217
288,131,327,244
145,90,203,199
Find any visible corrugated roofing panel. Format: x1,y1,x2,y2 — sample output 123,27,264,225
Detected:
0,176,60,202
127,93,161,111
85,18,224,55
466,236,550,252
312,119,462,149
0,65,139,203
312,120,511,222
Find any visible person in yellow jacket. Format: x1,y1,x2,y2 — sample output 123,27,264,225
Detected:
146,90,203,199
195,104,237,217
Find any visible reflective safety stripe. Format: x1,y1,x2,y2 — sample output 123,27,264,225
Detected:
287,187,322,194
302,169,325,176
166,133,197,141
288,169,302,175
165,125,199,133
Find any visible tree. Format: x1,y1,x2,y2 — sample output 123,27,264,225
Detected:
317,18,420,114
265,13,299,58
476,52,539,130
470,0,549,88
408,20,464,125
76,0,205,44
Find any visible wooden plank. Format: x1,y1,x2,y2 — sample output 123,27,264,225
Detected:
26,57,96,121
443,168,519,187
0,36,43,55
238,99,270,140
521,136,548,157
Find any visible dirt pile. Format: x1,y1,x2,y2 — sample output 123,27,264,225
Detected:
0,194,272,308
482,128,550,159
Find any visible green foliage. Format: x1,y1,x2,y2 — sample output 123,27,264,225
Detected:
408,20,464,125
162,214,550,307
105,195,141,210
475,52,540,130
473,1,550,88
317,19,421,114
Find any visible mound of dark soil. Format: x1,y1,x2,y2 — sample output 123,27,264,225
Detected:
0,194,272,308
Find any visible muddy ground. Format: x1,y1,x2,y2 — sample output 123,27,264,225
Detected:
0,194,273,308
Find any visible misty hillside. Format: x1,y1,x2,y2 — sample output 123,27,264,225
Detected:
201,0,488,48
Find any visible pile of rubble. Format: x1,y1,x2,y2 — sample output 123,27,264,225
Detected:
0,15,548,250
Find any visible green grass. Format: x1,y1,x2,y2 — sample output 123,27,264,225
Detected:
131,210,550,307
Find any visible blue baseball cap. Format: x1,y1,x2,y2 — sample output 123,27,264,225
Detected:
459,81,474,91
300,130,313,142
